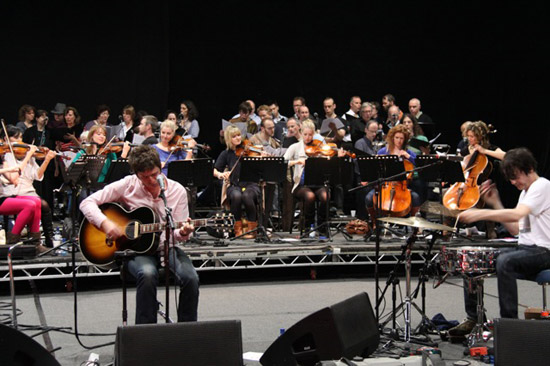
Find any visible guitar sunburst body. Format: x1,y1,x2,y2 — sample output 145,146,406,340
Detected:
79,203,157,267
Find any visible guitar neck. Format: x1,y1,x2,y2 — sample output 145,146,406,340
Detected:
139,218,209,234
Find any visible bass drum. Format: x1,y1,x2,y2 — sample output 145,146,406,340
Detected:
440,246,499,276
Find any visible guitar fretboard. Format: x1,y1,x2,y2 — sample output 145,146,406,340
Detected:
140,219,209,234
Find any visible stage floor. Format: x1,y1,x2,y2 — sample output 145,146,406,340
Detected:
0,221,535,365
1,257,546,365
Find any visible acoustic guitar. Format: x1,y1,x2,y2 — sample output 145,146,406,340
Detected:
79,202,234,266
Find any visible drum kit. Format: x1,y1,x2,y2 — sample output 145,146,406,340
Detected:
377,216,499,347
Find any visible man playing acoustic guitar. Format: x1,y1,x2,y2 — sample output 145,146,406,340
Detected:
80,145,198,324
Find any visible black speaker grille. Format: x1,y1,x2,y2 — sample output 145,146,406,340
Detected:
495,318,550,366
115,320,243,366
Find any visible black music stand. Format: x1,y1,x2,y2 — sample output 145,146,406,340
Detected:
104,159,131,184
233,157,287,243
168,158,214,221
301,156,353,241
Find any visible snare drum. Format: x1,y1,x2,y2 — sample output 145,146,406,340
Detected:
441,246,500,276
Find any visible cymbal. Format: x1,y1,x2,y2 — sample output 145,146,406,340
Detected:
378,216,456,232
420,200,460,218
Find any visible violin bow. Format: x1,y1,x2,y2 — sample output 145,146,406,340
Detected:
97,135,117,155
1,119,18,162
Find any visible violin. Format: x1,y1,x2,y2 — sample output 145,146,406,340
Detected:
376,157,413,217
98,142,138,155
305,140,356,158
168,135,210,153
443,150,488,211
0,142,65,160
235,140,264,157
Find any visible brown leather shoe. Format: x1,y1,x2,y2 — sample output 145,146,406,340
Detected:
7,232,21,245
234,220,243,237
243,221,257,239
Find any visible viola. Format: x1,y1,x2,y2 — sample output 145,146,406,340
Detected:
443,150,488,211
178,135,211,152
376,158,413,217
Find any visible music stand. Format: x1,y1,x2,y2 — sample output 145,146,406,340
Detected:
301,156,353,241
233,157,287,242
104,159,131,184
167,158,214,187
168,158,214,220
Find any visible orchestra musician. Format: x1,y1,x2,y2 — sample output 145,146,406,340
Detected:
72,125,131,202
214,125,261,239
2,125,57,250
284,120,345,236
459,120,506,239
153,120,195,175
365,124,422,227
80,145,198,324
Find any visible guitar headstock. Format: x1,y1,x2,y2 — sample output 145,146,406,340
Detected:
205,212,235,239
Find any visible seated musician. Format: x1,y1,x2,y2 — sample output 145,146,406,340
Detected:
1,143,45,247
284,120,345,236
365,124,422,227
72,125,131,201
449,148,549,337
459,120,506,239
80,145,198,324
3,125,57,250
153,120,195,176
214,125,261,239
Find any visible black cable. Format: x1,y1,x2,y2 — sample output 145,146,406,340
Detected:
70,240,115,350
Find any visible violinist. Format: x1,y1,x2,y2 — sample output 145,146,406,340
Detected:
153,120,194,175
214,125,260,239
284,120,345,235
1,125,56,250
365,124,422,226
403,114,429,155
138,115,159,145
72,125,131,201
22,109,56,210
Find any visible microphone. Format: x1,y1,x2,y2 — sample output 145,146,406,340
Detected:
157,175,166,191
118,115,124,123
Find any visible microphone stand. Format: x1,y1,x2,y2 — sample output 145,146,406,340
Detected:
160,187,175,323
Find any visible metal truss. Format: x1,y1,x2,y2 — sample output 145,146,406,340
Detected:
0,242,433,283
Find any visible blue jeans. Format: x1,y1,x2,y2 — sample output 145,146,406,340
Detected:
127,247,200,324
464,245,550,319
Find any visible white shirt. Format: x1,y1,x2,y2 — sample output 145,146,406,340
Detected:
518,177,550,247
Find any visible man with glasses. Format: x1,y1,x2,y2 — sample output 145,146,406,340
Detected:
80,145,199,324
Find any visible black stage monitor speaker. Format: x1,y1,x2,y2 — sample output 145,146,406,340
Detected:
0,324,61,366
115,319,243,366
494,318,550,366
260,292,380,366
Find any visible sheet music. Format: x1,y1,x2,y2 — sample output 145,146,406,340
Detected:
222,119,248,136
319,118,345,135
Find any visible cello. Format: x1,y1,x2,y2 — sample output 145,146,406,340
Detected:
376,158,413,217
443,150,489,211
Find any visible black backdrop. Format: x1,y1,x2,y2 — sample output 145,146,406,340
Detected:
1,1,548,206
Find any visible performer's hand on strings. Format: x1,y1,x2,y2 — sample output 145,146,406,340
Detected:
101,219,123,240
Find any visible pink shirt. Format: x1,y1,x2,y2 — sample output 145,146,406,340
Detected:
80,174,190,247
